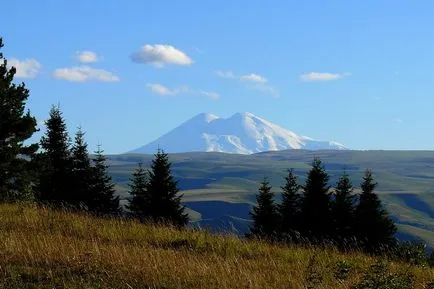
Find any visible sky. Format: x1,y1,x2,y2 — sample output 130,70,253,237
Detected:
3,1,434,153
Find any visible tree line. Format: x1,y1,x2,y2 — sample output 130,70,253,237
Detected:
248,159,397,253
0,38,188,226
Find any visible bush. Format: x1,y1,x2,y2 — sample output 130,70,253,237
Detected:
392,241,428,266
351,261,414,289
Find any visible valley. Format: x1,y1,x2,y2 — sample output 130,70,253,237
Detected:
108,150,434,246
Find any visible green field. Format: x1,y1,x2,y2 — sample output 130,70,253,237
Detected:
107,150,434,245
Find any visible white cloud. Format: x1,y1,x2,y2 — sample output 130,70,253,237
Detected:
249,84,279,97
146,83,219,100
215,70,236,79
76,51,100,63
240,73,268,84
131,44,193,68
393,118,403,123
300,72,349,82
8,58,41,78
215,70,277,96
52,65,120,82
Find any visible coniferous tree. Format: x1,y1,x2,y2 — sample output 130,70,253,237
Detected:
145,149,188,226
37,105,73,205
126,162,149,220
88,145,120,215
71,127,93,209
279,169,301,242
354,170,397,253
0,38,38,202
300,158,332,242
331,172,356,246
248,178,279,240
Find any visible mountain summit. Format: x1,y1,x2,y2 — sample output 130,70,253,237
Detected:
129,112,347,154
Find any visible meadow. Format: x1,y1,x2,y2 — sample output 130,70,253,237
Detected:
1,204,434,288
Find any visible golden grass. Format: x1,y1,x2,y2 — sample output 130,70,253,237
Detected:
0,204,433,288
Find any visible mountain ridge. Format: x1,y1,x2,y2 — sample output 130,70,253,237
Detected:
129,112,347,154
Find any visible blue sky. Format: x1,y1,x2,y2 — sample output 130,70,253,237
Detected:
3,1,434,153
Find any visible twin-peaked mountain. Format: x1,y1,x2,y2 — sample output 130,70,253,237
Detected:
129,112,347,154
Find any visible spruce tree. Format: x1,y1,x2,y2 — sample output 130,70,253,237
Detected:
145,149,188,226
248,178,279,240
355,170,397,253
37,105,73,205
71,127,93,209
89,145,120,215
279,169,301,242
300,158,332,242
0,38,38,202
331,172,356,246
126,162,149,220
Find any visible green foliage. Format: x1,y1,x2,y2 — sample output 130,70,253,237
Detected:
135,149,188,226
36,105,73,205
71,127,93,209
248,177,279,240
126,162,149,219
351,261,414,289
278,169,301,242
355,170,397,253
393,241,428,266
332,172,356,246
333,260,352,281
0,37,38,202
300,158,332,242
88,145,120,215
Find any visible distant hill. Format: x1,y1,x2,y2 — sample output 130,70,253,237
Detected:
108,150,434,247
129,112,346,154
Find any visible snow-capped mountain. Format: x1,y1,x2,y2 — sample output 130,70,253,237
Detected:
129,112,347,154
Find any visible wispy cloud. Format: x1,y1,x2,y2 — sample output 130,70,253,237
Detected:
146,83,219,100
300,72,349,82
8,58,41,78
53,66,120,82
240,73,268,84
215,70,236,79
215,70,278,96
393,118,403,123
76,51,100,63
131,44,193,68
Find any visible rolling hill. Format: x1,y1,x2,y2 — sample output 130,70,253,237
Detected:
107,150,434,246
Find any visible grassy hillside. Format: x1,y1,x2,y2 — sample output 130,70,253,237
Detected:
1,204,434,288
107,150,434,244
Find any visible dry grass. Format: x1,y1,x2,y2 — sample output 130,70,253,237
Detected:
0,204,433,288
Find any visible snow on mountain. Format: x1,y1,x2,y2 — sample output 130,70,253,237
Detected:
128,112,347,154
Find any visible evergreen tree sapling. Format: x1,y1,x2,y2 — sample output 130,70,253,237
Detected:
279,169,301,241
0,38,38,201
37,105,73,205
144,149,188,226
300,158,332,242
89,145,120,215
331,172,356,246
248,177,279,240
127,162,149,220
355,170,397,252
71,127,93,209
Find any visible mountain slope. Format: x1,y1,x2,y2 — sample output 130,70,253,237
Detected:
129,112,346,154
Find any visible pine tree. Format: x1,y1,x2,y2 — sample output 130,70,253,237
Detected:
331,172,356,246
71,127,93,209
89,145,120,215
37,105,73,205
300,158,332,242
145,149,188,226
0,38,38,202
279,169,301,242
248,178,279,240
126,162,149,220
354,170,397,253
